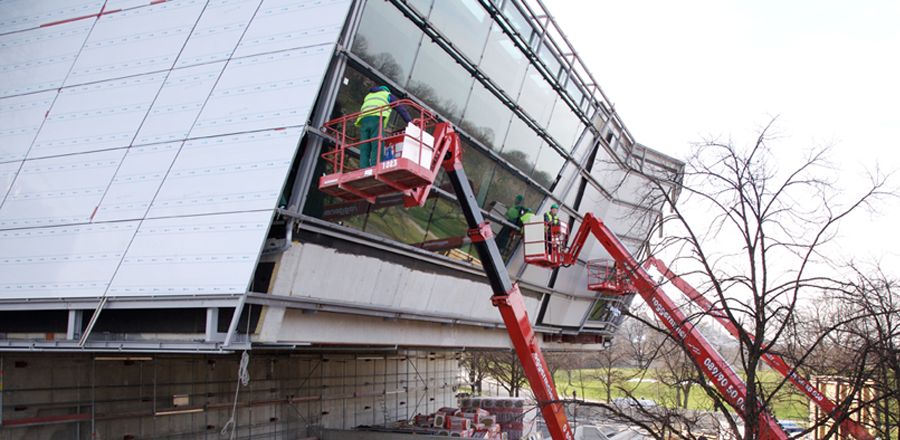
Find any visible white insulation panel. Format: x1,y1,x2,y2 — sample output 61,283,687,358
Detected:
66,0,206,85
0,0,103,35
0,221,139,299
0,19,93,98
0,0,350,300
148,127,302,218
0,90,56,163
107,211,272,296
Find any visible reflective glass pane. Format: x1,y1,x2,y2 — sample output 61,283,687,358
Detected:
517,66,555,126
484,166,530,215
352,0,423,85
460,81,512,151
538,41,562,78
408,39,474,122
479,24,527,98
460,139,496,206
364,199,436,245
547,101,582,151
429,0,491,63
422,198,480,264
531,143,566,189
408,0,433,17
502,1,533,42
564,76,584,109
500,116,541,175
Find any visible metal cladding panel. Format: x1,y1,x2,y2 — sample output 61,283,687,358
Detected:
0,0,103,35
0,221,139,299
542,295,594,327
190,46,330,138
66,0,206,85
0,161,20,201
133,62,225,146
281,241,543,325
0,149,126,229
175,0,263,68
147,128,301,218
107,211,272,296
92,142,181,222
0,19,93,97
232,0,350,58
0,90,55,163
28,73,167,159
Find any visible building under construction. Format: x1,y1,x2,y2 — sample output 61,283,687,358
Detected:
0,0,683,438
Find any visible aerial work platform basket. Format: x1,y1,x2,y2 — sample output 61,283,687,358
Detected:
318,99,443,207
586,260,628,295
522,220,568,267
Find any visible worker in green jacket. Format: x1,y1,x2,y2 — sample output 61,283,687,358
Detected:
355,86,412,168
497,195,528,250
544,203,562,257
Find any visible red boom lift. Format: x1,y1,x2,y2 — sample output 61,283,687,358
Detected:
522,217,788,440
319,100,574,440
644,257,874,440
318,99,786,439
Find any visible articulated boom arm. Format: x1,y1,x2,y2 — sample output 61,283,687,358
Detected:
565,214,787,440
437,123,574,440
645,258,874,440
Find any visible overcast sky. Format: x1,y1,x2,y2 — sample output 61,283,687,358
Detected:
549,0,900,272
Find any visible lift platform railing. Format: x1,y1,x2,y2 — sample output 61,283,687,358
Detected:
318,99,444,207
522,220,568,267
586,260,628,294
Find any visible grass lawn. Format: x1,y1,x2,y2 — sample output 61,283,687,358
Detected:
553,368,809,421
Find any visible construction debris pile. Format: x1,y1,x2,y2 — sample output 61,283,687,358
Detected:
357,396,534,439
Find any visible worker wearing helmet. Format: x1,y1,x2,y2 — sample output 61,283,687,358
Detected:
544,203,563,257
543,203,560,226
355,86,413,168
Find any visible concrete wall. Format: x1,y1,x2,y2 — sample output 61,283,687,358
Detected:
0,351,458,439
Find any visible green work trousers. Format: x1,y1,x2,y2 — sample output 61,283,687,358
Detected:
358,116,382,168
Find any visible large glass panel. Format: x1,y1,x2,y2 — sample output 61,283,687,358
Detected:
517,66,556,126
429,0,491,63
485,167,532,214
479,24,528,99
500,116,541,175
407,39,474,123
502,1,533,43
364,199,437,245
351,0,423,85
460,139,496,206
547,101,583,151
423,199,479,264
538,41,562,79
460,81,512,151
531,143,566,189
408,0,433,17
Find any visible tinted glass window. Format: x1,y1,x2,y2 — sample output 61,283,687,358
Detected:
502,1,533,43
501,116,541,175
479,24,528,98
538,41,562,79
429,0,491,62
484,166,530,215
531,143,566,189
518,67,556,126
460,81,512,151
547,101,583,151
460,139,496,206
364,200,436,245
408,39,474,123
408,0,433,17
352,0,423,85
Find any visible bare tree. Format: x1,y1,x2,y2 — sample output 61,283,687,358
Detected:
611,119,896,440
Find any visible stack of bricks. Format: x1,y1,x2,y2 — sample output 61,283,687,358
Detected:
459,397,533,440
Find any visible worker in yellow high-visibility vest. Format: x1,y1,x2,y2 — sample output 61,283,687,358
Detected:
355,86,412,168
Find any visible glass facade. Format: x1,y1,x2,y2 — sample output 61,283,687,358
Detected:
304,0,603,265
